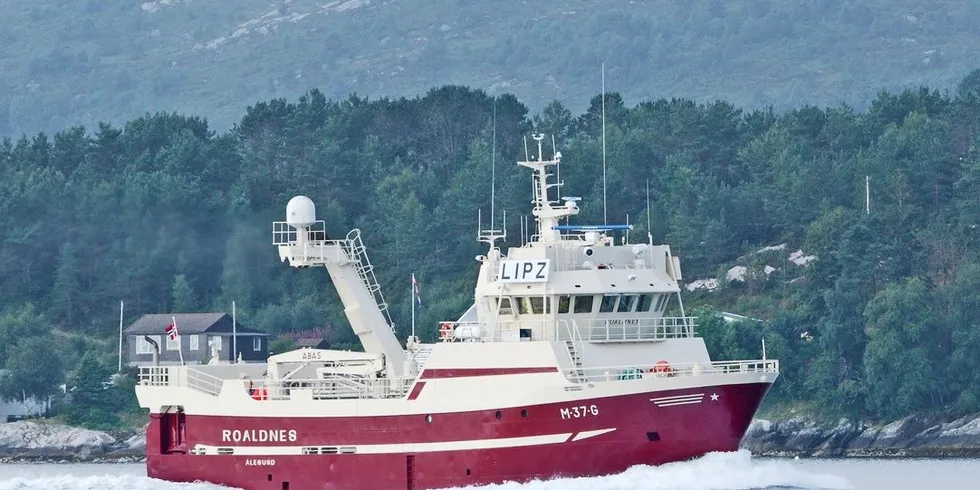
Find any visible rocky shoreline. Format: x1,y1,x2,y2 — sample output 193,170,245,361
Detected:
4,413,980,463
0,421,145,463
742,413,980,458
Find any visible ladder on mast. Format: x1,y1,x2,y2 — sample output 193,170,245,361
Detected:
343,229,394,332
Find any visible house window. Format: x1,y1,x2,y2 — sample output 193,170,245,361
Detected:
136,335,158,354
210,335,222,351
189,334,199,351
166,333,180,351
253,337,262,351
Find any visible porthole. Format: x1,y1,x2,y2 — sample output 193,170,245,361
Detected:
425,414,433,424
521,409,528,418
495,410,502,420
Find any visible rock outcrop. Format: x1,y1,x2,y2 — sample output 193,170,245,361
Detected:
0,421,143,462
743,413,980,457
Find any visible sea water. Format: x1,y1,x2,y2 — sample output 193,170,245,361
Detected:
1,450,978,489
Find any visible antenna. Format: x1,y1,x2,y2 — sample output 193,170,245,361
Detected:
519,214,524,246
524,215,530,245
625,214,630,244
492,101,496,229
646,178,652,243
523,135,530,161
553,134,560,201
602,62,607,226
865,175,870,215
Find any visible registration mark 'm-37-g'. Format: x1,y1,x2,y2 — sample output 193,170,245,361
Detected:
559,404,599,419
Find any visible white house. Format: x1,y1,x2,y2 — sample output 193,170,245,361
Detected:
0,370,48,423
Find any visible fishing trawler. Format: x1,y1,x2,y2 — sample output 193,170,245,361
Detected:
135,134,779,490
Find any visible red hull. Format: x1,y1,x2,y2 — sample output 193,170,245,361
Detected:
145,382,770,490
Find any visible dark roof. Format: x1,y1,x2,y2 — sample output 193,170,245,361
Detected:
294,338,321,347
124,313,266,336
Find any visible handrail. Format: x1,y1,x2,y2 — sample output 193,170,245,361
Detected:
562,359,780,383
186,368,224,396
138,366,226,397
272,221,352,264
436,316,697,343
579,316,697,342
139,366,415,401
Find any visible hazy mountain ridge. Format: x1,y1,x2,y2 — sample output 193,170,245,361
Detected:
2,0,979,136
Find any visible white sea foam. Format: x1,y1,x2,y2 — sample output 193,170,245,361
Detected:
0,464,233,490
449,450,853,490
0,451,851,490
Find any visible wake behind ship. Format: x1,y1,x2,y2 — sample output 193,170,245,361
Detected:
134,134,779,490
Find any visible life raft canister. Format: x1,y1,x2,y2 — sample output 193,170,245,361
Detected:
653,360,671,374
439,322,454,341
251,387,268,400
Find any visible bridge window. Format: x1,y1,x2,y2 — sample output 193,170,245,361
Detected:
573,295,594,313
557,296,571,314
496,298,514,315
599,294,617,313
636,294,653,312
656,294,670,312
514,297,530,314
618,295,636,312
529,297,550,314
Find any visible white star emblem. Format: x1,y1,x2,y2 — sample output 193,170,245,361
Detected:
710,393,719,401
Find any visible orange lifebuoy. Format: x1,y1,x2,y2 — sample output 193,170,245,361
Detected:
653,360,671,374
439,322,454,341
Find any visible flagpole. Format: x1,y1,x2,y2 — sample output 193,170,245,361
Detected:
411,274,416,338
232,301,237,362
117,300,124,372
173,315,185,366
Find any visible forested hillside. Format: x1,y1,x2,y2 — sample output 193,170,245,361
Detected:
3,0,980,136
5,72,980,425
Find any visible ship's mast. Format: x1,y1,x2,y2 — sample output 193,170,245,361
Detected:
516,134,579,243
273,197,406,378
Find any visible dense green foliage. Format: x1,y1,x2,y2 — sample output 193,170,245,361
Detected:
4,71,980,424
3,0,980,137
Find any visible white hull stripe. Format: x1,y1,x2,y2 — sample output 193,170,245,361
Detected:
571,428,617,442
650,393,704,402
651,393,704,407
656,399,703,407
192,429,617,456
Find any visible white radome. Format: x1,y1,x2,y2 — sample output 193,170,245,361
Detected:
286,195,316,228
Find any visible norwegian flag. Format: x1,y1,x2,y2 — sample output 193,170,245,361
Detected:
412,274,422,306
165,318,179,341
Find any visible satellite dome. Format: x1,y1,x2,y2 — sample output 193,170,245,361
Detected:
286,196,316,228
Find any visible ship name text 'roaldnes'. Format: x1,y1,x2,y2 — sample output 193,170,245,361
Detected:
221,429,298,443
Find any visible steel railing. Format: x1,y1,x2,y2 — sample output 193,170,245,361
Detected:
562,359,780,383
139,366,416,401
436,316,698,343
139,366,225,396
575,316,697,342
